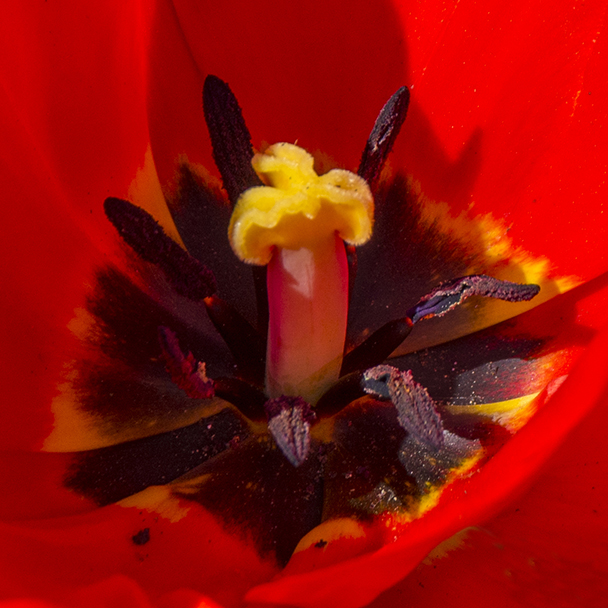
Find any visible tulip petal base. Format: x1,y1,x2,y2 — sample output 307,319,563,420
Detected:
60,76,559,568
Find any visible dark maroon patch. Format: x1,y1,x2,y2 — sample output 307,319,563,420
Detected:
204,294,266,384
387,333,544,408
65,408,250,506
213,376,267,422
341,316,413,375
175,437,325,566
347,176,482,345
164,163,260,330
324,400,413,520
73,266,234,435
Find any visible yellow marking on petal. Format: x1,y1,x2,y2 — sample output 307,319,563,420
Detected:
423,527,478,564
228,143,373,265
420,451,482,513
292,518,367,555
171,155,229,209
128,145,185,246
119,485,190,523
310,416,337,444
44,336,232,452
395,178,578,356
382,449,484,536
168,473,214,495
446,392,541,433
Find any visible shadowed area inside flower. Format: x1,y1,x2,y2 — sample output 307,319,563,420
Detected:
11,73,604,602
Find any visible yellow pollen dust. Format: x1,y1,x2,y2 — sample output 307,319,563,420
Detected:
228,143,374,264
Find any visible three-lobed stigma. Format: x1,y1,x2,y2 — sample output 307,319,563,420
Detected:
228,142,373,265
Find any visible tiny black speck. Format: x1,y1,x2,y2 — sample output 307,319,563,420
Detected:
132,528,150,546
315,539,328,549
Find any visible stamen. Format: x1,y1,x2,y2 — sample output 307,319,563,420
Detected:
202,76,269,339
342,275,540,373
158,326,215,399
213,377,268,421
104,197,217,300
315,370,367,416
358,86,410,190
408,274,541,323
264,396,316,467
202,75,263,206
362,365,444,450
203,294,266,384
340,317,413,376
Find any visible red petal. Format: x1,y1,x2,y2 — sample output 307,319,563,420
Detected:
2,2,607,606
0,500,275,608
1,1,152,226
0,578,228,608
0,1,165,450
395,0,608,280
152,0,608,283
0,451,97,520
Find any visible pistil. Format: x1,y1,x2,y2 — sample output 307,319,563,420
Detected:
266,233,348,402
228,143,373,403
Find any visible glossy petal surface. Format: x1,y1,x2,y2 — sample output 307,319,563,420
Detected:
0,1,153,450
1,0,608,607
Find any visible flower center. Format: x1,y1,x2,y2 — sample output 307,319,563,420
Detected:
228,143,373,403
80,75,547,566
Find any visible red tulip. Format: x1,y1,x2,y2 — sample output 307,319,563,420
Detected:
1,1,607,607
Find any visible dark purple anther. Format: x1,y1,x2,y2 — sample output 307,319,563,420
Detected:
202,75,263,206
362,365,444,450
408,274,540,323
202,75,268,335
341,275,539,376
158,326,215,399
340,317,413,376
204,294,266,385
264,396,316,467
358,86,410,190
104,197,216,300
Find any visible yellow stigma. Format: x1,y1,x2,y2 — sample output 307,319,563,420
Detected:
228,143,373,264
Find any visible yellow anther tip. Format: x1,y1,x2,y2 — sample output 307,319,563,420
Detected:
228,143,374,265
